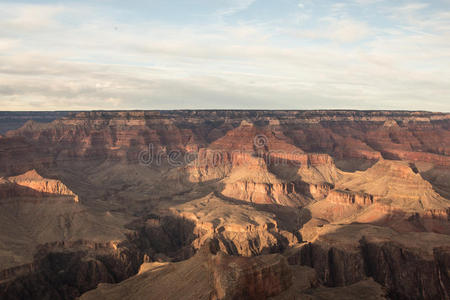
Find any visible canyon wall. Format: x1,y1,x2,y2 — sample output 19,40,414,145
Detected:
0,110,448,300
1,110,449,174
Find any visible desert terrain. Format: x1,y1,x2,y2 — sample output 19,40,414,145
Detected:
0,110,448,299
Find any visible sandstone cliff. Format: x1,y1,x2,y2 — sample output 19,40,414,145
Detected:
80,240,387,300
290,224,450,300
0,110,448,300
4,170,79,202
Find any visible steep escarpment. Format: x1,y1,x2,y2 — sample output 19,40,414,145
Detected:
0,200,300,300
79,241,294,300
326,189,374,206
220,159,306,206
0,240,142,300
210,249,293,299
184,122,339,206
2,110,448,175
289,224,450,300
305,159,449,233
0,110,448,300
337,159,448,210
3,169,78,202
283,111,449,166
80,241,387,300
164,194,301,256
0,214,199,299
0,169,131,289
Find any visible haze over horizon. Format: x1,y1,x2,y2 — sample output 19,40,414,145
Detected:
1,0,449,111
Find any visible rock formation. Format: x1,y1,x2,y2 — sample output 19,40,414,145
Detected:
0,110,448,300
3,169,79,202
290,224,450,299
80,240,387,300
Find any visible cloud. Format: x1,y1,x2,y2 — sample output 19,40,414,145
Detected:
353,0,384,4
0,38,19,51
0,1,449,111
395,2,429,12
0,3,65,31
215,0,256,16
329,19,371,43
296,18,371,43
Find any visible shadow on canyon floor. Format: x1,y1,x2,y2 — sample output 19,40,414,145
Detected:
0,214,199,300
287,224,450,300
214,190,311,241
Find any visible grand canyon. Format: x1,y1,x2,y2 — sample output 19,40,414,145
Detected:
0,110,448,299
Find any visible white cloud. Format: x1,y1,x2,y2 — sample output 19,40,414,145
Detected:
0,3,65,31
0,2,448,111
330,19,371,42
0,38,19,51
395,2,429,12
215,0,256,16
296,18,371,43
353,0,384,4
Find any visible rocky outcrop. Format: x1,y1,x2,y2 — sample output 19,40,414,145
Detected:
210,251,293,299
360,239,450,299
221,181,302,205
80,244,388,300
302,159,449,234
185,123,339,206
125,214,198,262
290,224,450,300
1,170,79,202
79,241,295,300
167,194,300,256
423,208,450,221
336,159,449,211
326,189,374,206
0,214,200,299
2,110,447,173
0,110,448,300
0,180,43,198
0,240,143,300
382,149,450,166
307,182,334,199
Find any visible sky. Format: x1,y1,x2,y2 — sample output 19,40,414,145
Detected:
0,0,449,111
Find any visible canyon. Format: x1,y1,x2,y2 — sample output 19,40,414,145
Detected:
0,110,448,299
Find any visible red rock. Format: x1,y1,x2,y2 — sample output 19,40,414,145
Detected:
326,189,374,206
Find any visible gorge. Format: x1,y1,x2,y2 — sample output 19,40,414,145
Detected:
0,110,448,299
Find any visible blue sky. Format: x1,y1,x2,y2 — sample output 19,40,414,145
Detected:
0,0,449,111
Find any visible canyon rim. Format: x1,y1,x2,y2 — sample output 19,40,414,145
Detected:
1,0,450,299
0,110,448,299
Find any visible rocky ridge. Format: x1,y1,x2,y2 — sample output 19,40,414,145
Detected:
0,110,448,299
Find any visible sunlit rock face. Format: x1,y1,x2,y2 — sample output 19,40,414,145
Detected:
4,170,79,202
0,110,448,300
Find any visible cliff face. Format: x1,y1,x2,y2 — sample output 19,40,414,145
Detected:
0,240,143,300
337,159,449,219
1,110,449,172
305,159,450,235
79,242,294,300
0,110,448,300
221,181,300,205
210,251,293,299
166,194,300,257
326,189,374,206
290,224,450,300
80,240,386,300
4,170,78,202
